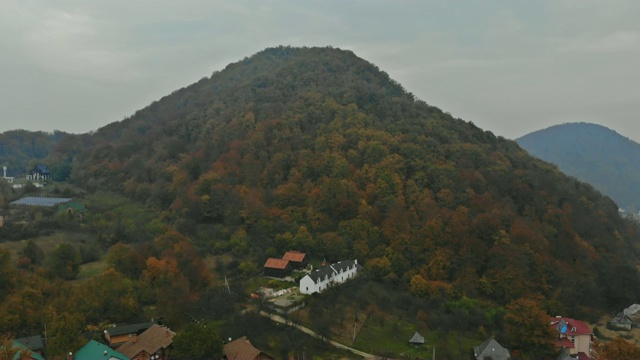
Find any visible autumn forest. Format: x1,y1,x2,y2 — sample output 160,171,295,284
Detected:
2,46,640,359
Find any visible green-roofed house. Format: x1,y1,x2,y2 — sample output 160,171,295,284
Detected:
58,202,87,222
73,340,129,360
5,341,45,360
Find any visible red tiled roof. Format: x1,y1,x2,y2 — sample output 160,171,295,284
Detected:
282,251,306,262
264,258,289,270
576,352,591,360
550,317,592,336
224,336,273,360
556,338,575,349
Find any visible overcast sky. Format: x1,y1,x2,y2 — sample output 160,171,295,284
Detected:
1,0,639,142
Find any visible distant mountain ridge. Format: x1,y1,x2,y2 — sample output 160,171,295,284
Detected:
516,122,640,210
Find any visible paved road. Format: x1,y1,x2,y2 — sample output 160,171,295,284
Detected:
259,311,377,359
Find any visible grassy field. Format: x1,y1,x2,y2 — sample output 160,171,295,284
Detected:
75,259,108,282
0,229,91,259
353,314,477,359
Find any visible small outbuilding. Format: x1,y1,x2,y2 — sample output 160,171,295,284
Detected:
409,331,425,345
282,251,307,269
263,258,292,278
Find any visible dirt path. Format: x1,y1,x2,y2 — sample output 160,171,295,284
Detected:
259,311,377,359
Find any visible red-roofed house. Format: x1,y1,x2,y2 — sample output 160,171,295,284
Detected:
223,336,273,360
282,251,307,269
550,316,593,358
263,258,291,278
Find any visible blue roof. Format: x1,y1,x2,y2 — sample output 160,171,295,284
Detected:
11,197,72,207
74,340,129,360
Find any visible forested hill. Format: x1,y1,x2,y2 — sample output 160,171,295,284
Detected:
63,46,639,313
0,130,70,178
517,122,640,211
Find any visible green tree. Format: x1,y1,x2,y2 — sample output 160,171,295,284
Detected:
0,248,16,301
48,244,81,280
172,321,223,360
45,311,86,359
20,240,44,267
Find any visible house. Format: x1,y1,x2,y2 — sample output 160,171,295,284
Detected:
223,336,274,360
473,337,511,360
263,258,292,278
104,322,155,346
3,341,45,360
14,336,44,357
409,331,425,345
608,313,633,331
550,316,592,358
116,324,175,360
299,259,359,294
58,202,87,222
26,164,51,181
282,251,308,269
73,340,129,360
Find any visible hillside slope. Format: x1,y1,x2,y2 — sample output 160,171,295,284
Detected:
517,122,640,211
57,46,640,313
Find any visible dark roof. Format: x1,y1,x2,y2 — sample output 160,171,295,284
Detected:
33,164,50,175
14,336,44,351
307,266,334,283
307,259,357,283
224,336,273,360
473,338,511,360
116,324,174,359
330,260,356,273
11,197,72,207
105,322,154,337
264,258,290,270
282,251,306,262
409,331,425,344
74,340,129,360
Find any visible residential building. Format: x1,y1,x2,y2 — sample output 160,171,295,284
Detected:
223,336,273,360
73,340,129,360
550,316,592,358
473,337,511,360
14,336,44,357
116,324,175,360
299,259,358,294
104,322,155,346
263,258,292,278
282,251,307,269
26,164,50,181
5,341,44,360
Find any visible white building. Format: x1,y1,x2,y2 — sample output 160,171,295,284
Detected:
299,259,359,295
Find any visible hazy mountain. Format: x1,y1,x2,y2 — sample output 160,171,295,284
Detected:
517,122,640,211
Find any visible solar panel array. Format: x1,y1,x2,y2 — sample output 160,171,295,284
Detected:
10,197,72,207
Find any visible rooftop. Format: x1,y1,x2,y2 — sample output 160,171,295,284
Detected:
11,197,72,207
116,324,174,359
282,251,306,262
264,258,290,270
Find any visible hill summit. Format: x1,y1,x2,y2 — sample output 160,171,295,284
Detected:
54,46,640,312
517,122,640,211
